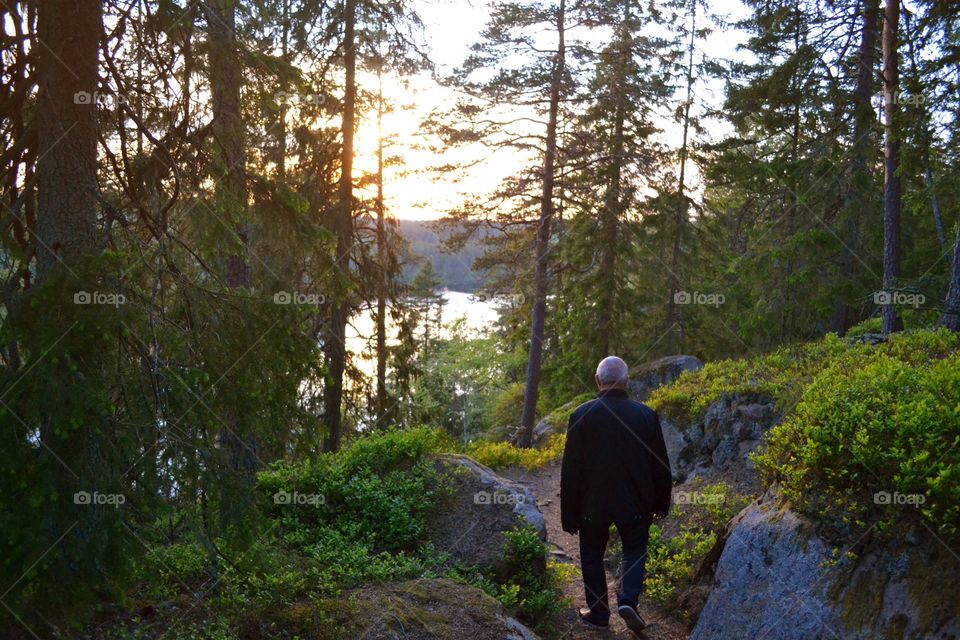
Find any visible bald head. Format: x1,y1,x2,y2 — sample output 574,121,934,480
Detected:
595,356,629,390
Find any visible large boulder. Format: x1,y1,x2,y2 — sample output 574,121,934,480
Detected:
627,355,703,401
240,578,540,640
428,454,547,577
664,393,779,487
690,500,960,640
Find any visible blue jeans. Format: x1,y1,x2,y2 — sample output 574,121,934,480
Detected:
578,519,652,622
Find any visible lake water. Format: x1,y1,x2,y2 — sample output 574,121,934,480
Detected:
346,290,501,376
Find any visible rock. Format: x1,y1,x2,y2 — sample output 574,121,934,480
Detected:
666,394,778,485
660,416,696,482
850,332,887,345
690,500,960,640
428,454,547,578
711,437,739,467
509,397,580,448
243,577,541,640
627,355,704,401
735,402,772,422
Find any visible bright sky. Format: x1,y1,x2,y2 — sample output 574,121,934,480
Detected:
353,0,752,221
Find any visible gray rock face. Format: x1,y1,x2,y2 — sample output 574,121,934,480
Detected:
667,394,779,488
627,354,704,401
428,454,547,578
691,500,960,640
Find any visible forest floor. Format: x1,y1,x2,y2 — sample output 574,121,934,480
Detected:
501,463,689,640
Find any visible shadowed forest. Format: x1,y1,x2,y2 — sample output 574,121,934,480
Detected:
1,0,959,638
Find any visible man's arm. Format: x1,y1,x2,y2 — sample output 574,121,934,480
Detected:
560,411,583,534
649,410,672,518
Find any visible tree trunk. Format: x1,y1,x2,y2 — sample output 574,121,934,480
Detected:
206,0,259,489
323,0,357,452
206,0,249,289
517,0,565,448
830,0,879,333
943,223,960,332
375,66,388,430
597,2,629,357
881,0,903,335
34,0,102,283
667,0,697,350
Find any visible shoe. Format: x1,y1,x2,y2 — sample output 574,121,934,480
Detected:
617,603,646,635
578,607,610,630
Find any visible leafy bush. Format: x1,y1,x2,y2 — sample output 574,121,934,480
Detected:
755,339,960,541
468,433,566,470
258,427,456,553
451,525,571,636
642,482,750,607
645,526,717,603
648,329,959,426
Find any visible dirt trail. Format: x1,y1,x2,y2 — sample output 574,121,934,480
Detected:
501,462,689,640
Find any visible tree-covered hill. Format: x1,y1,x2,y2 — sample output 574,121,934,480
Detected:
396,219,488,292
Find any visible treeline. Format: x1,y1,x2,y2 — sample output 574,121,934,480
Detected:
428,0,960,444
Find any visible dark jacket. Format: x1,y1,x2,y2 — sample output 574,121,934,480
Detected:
560,388,672,533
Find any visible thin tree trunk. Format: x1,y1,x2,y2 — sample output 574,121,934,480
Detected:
517,0,565,448
881,0,903,335
943,223,960,331
830,0,878,333
597,2,629,357
34,0,102,282
324,0,357,452
206,0,249,289
278,0,289,183
375,64,388,430
667,0,697,350
903,11,947,255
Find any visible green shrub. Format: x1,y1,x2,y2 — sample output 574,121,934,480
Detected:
755,342,960,541
642,481,750,606
648,329,959,425
645,526,717,604
468,433,566,470
258,427,456,553
451,525,571,637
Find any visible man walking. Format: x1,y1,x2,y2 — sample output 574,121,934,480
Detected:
560,356,673,635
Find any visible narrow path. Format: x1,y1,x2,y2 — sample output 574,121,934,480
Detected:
502,462,688,640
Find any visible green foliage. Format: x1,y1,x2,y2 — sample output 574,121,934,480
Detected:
641,481,751,608
413,322,524,439
648,330,959,425
468,433,566,470
755,330,960,542
645,525,716,604
451,525,570,636
258,428,456,554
